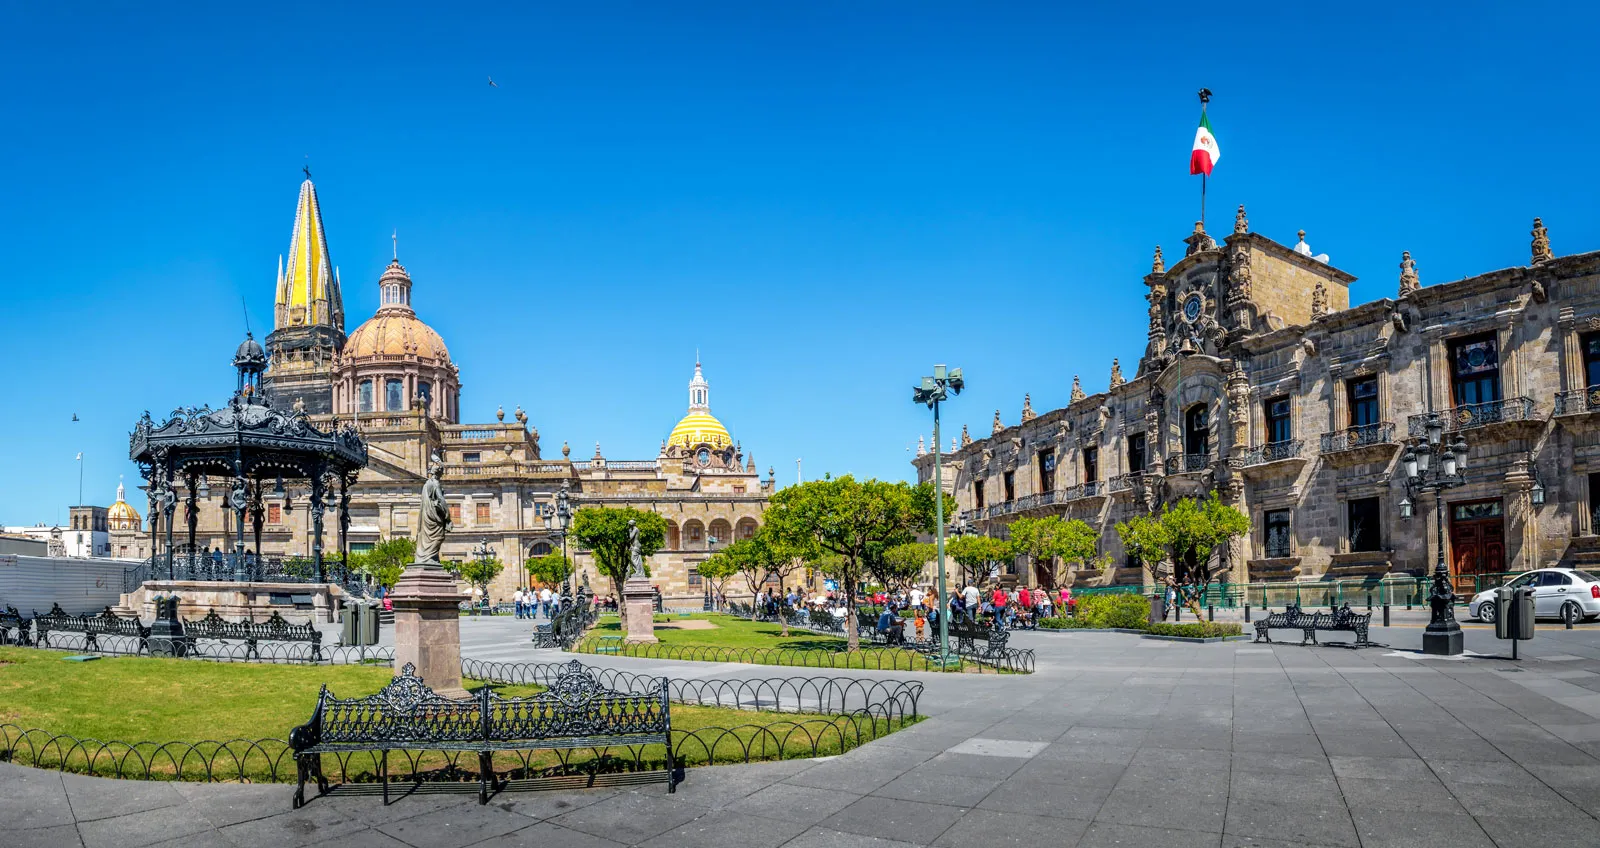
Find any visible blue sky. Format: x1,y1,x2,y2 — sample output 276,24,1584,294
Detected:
2,2,1597,525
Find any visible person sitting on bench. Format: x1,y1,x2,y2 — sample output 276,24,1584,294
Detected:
876,603,903,645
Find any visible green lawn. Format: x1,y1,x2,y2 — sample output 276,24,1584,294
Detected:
0,645,914,782
575,613,970,672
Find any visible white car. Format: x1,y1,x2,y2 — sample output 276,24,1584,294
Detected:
1469,568,1600,626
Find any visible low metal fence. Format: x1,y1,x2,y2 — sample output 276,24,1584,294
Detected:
1066,572,1530,610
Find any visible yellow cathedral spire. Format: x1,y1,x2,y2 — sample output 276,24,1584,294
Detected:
273,172,344,331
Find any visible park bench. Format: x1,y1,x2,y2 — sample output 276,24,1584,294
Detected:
0,605,31,645
941,616,1011,659
594,635,623,654
182,608,323,660
1253,602,1371,647
32,604,149,652
288,659,674,808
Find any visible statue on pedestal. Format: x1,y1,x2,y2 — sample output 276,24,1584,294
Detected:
416,461,450,565
627,519,646,579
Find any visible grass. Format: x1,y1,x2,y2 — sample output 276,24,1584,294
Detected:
0,645,915,783
573,613,975,672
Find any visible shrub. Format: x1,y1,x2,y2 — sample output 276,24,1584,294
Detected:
1075,593,1150,629
1145,621,1242,638
1036,616,1089,629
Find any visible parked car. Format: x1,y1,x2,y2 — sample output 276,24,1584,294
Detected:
1469,568,1600,626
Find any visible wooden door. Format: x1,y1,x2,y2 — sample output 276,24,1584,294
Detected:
1448,500,1506,596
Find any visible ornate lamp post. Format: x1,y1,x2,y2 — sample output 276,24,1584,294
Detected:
913,364,964,666
541,479,574,596
471,538,494,606
1399,416,1469,656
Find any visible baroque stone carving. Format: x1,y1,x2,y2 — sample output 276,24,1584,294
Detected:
1398,251,1420,297
992,409,1004,434
1070,376,1086,404
1532,217,1553,265
1109,358,1125,389
1151,245,1165,275
1021,394,1036,422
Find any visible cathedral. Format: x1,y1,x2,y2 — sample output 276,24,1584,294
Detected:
114,175,774,605
915,209,1600,594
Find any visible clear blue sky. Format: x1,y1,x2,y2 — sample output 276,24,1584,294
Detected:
2,2,1597,525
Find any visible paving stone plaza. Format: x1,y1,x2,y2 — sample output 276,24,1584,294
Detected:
8,620,1600,848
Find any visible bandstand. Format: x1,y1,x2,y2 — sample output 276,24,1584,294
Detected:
124,334,369,620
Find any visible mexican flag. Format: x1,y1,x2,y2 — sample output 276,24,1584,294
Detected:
1190,112,1220,176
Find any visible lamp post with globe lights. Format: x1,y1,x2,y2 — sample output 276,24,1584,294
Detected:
913,364,964,667
1399,415,1469,656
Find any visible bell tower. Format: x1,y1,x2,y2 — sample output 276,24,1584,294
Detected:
263,171,346,414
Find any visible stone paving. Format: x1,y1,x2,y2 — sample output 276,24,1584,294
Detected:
7,620,1600,847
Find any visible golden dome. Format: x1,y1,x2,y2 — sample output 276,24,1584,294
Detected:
669,411,731,450
344,309,450,362
107,479,140,527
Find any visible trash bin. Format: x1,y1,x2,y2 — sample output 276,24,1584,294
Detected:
1148,593,1164,625
341,605,358,646
359,602,380,645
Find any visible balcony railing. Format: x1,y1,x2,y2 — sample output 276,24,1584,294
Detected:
602,460,659,472
1240,439,1304,466
1407,397,1537,437
1554,388,1600,416
1320,422,1395,453
1108,472,1147,493
1164,454,1211,474
1061,481,1104,500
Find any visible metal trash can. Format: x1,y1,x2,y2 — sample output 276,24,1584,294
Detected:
359,602,380,645
341,605,359,646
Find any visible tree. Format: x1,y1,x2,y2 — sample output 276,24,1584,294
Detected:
1117,493,1250,616
571,506,667,629
944,535,1014,588
694,552,739,611
525,552,574,589
716,528,808,634
446,556,505,601
1007,516,1099,588
877,542,935,595
355,538,414,590
763,476,927,650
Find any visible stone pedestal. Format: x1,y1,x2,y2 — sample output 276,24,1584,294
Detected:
146,597,188,658
622,577,658,644
391,563,469,698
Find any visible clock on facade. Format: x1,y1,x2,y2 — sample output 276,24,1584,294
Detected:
1183,293,1204,323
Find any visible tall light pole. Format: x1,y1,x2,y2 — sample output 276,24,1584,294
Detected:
914,364,964,666
1399,416,1468,656
543,479,573,596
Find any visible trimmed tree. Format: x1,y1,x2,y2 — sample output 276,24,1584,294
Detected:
877,542,935,595
1007,515,1099,589
695,552,740,612
355,538,414,590
716,529,807,635
763,476,928,650
571,506,667,630
944,535,1014,588
445,556,505,602
1116,493,1249,616
525,552,574,590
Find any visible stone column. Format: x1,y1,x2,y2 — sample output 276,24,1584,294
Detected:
622,575,659,644
391,563,469,698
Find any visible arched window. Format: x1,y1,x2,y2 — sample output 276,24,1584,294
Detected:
528,541,553,556
385,379,404,412
417,381,432,409
358,380,374,413
735,518,758,541
665,521,681,550
1185,404,1209,457
708,519,733,550
684,519,706,551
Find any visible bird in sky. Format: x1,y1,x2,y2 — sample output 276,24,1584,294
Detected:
71,413,79,422
487,76,498,88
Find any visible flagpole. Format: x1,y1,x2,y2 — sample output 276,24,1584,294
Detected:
1198,88,1211,230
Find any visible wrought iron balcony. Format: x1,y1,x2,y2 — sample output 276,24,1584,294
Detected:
1320,423,1395,453
1164,454,1211,474
1012,493,1041,512
1108,472,1146,493
1062,481,1104,500
1407,397,1537,437
1555,388,1600,416
1240,439,1304,466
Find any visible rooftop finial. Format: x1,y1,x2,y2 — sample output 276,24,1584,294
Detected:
303,164,312,181
992,409,1004,434
960,424,972,447
1152,245,1165,274
1398,251,1420,297
1070,375,1086,404
1234,204,1248,235
1311,280,1328,318
1021,394,1036,422
1532,217,1553,265
916,435,927,457
392,229,398,260
1109,358,1125,389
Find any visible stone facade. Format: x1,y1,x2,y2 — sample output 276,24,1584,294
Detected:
915,210,1600,591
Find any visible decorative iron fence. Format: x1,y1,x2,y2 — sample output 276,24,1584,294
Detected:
1164,454,1211,474
1554,388,1600,416
1320,422,1395,453
1241,439,1304,466
531,597,598,649
1408,397,1537,437
140,554,369,597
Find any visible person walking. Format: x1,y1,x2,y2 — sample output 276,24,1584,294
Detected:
962,583,980,622
539,585,554,619
992,585,1009,628
513,587,525,620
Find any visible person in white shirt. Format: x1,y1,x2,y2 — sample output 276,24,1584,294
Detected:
908,587,924,609
513,588,525,619
538,586,553,618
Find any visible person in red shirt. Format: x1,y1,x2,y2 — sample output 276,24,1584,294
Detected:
1018,586,1031,609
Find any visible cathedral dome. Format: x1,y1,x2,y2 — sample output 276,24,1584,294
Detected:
107,478,140,530
342,260,451,362
668,411,732,450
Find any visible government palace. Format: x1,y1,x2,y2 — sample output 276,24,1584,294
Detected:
914,208,1600,592
107,176,774,606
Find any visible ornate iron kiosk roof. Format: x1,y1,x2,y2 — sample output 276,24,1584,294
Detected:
129,334,370,587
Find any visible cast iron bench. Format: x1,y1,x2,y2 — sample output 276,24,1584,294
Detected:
32,604,149,652
182,608,323,660
1253,602,1371,647
288,659,674,808
0,605,31,645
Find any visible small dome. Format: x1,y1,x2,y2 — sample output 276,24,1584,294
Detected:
108,479,140,527
668,411,731,450
345,312,451,362
234,333,266,367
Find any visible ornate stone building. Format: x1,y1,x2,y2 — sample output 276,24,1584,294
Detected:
915,209,1600,592
137,175,774,605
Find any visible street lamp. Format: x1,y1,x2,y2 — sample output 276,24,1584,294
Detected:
913,363,964,666
541,479,574,596
471,538,494,610
1400,416,1469,656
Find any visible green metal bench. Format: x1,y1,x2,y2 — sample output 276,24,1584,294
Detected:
595,635,623,655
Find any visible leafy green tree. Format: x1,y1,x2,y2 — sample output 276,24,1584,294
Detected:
356,538,414,590
944,535,1014,588
763,476,927,650
715,528,808,633
525,552,574,589
571,507,667,628
695,552,740,610
447,556,505,601
1007,516,1099,589
877,542,935,594
1117,493,1250,616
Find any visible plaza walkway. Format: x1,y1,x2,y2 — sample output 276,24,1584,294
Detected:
7,622,1600,847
